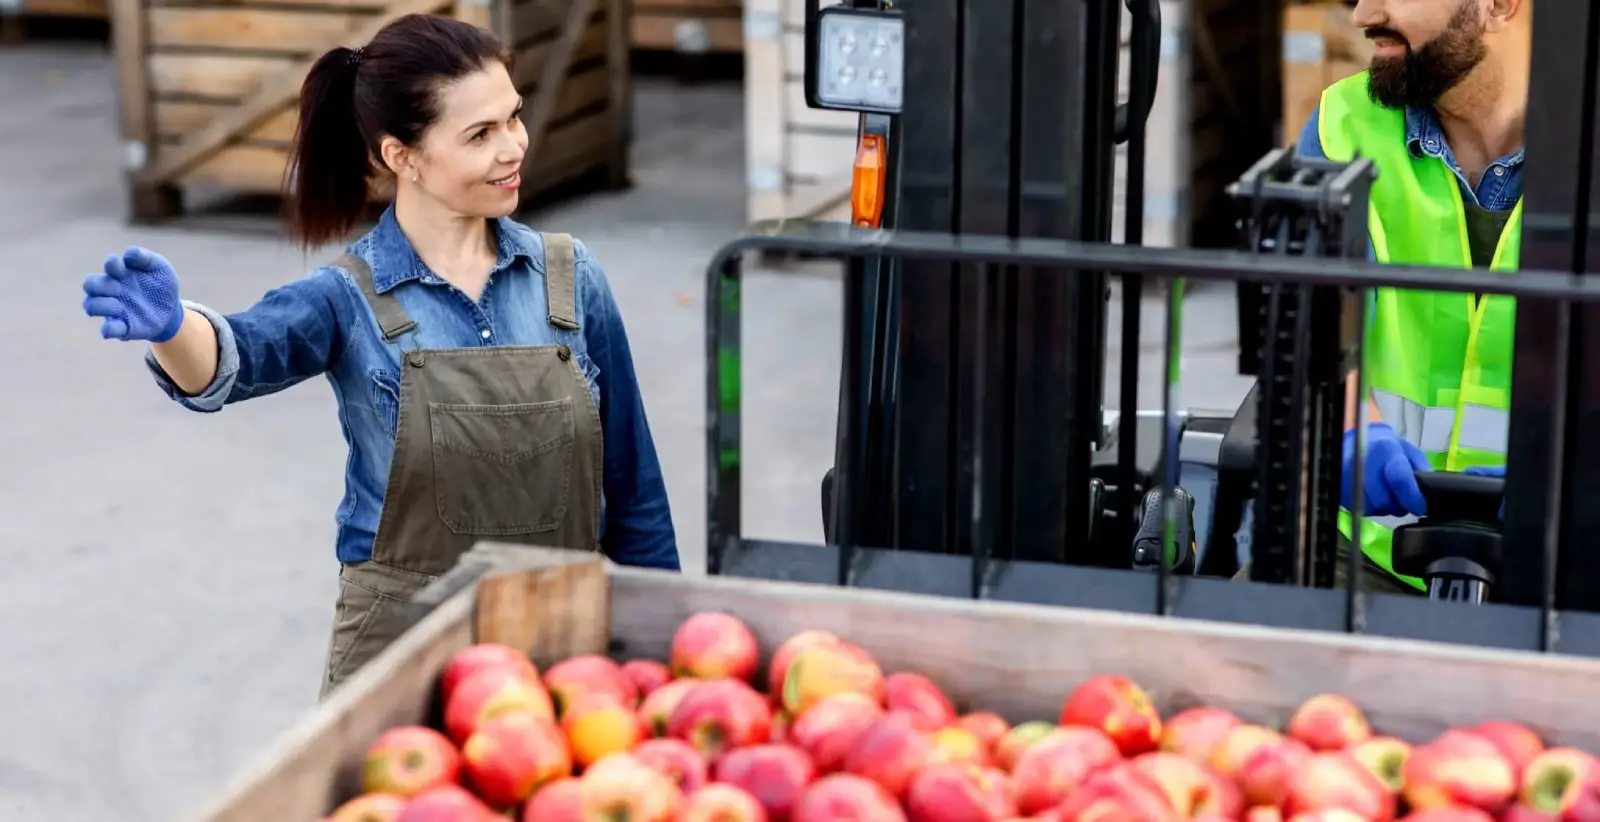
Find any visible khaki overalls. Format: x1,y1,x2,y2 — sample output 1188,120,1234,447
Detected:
321,233,602,696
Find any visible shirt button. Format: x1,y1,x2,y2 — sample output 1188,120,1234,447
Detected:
1493,166,1505,176
480,329,492,339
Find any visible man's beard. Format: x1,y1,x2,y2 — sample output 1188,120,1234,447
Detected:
1365,0,1487,109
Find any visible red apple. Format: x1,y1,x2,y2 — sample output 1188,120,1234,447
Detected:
1210,725,1282,783
672,612,762,682
668,677,775,759
789,692,884,773
792,773,908,822
1475,721,1546,775
1057,763,1179,822
523,777,582,822
577,753,684,822
1287,695,1372,752
1060,675,1162,757
1283,752,1395,822
929,726,992,768
716,744,819,820
994,721,1058,772
325,793,406,822
633,737,711,793
544,655,637,716
957,712,1011,751
768,631,843,697
1347,737,1410,794
782,642,886,717
462,712,572,808
682,783,771,822
395,784,499,822
844,711,936,799
1160,707,1243,763
639,678,699,737
1010,726,1122,813
1403,729,1516,813
1237,737,1313,810
1504,803,1562,822
440,643,539,704
1285,811,1366,822
1403,809,1498,822
906,763,1017,822
363,726,461,797
1521,747,1598,815
444,667,555,744
883,672,958,731
1131,751,1244,819
622,659,674,698
771,710,793,745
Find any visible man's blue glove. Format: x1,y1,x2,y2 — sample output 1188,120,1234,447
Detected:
1341,422,1431,516
1463,464,1507,520
82,246,185,342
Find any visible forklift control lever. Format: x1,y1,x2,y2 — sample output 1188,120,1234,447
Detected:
1131,487,1198,574
1390,471,1505,603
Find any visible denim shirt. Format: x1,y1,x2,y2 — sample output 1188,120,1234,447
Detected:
146,208,681,570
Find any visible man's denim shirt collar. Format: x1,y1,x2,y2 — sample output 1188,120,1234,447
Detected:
1403,105,1526,211
368,208,541,294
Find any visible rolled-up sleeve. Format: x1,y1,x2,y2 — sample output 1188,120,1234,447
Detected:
145,267,353,413
577,244,681,571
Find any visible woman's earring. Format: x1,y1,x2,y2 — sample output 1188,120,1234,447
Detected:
411,173,419,183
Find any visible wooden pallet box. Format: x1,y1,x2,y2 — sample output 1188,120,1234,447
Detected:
1281,1,1372,147
184,543,1600,821
631,0,741,54
108,0,630,223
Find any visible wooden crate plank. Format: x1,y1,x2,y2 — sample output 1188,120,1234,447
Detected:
145,7,368,51
509,11,608,89
524,108,610,186
545,63,609,120
630,12,740,53
155,103,297,143
20,0,106,17
634,0,739,10
506,0,569,43
148,53,297,99
745,30,784,222
183,144,289,191
784,78,860,132
786,129,857,182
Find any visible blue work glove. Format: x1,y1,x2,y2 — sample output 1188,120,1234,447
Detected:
1341,422,1431,517
82,246,185,342
1463,464,1507,520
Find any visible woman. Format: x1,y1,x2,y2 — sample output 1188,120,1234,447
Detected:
79,13,680,695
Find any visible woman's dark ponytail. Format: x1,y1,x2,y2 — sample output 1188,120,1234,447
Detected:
285,46,369,248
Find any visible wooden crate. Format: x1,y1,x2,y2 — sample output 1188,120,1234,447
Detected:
1281,1,1372,147
185,543,1600,821
108,0,630,224
743,0,856,224
0,0,108,43
631,0,741,54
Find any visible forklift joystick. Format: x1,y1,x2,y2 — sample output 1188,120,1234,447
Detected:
1389,472,1506,603
1131,487,1198,574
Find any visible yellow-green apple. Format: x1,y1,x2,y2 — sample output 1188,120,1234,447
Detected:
1475,721,1546,775
882,672,958,731
462,712,572,808
782,642,886,718
1060,675,1163,757
1010,726,1122,815
1210,725,1283,783
1283,752,1395,822
1521,747,1599,817
1236,737,1313,809
1402,729,1516,813
577,753,684,822
928,726,992,767
444,667,555,744
622,659,674,699
671,612,762,682
1131,751,1243,819
639,679,699,738
768,631,843,697
906,763,1017,822
523,777,582,822
324,793,407,822
1056,763,1180,822
362,726,461,797
844,712,936,799
668,677,775,760
394,784,499,822
562,694,642,769
792,773,908,822
633,737,711,793
544,655,637,717
681,783,770,822
715,743,818,819
789,693,884,773
1347,737,1410,794
1287,695,1372,752
441,644,540,705
1160,707,1242,763
957,712,1011,752
994,721,1059,772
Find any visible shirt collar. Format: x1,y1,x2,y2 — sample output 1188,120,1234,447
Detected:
366,206,541,294
1404,105,1527,168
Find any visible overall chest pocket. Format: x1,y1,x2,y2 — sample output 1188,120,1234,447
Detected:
428,399,574,535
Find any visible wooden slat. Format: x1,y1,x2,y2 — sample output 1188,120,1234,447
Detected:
22,0,106,18
630,12,741,52
145,7,367,51
784,78,861,132
156,103,297,143
746,28,784,221
786,129,856,181
518,0,599,175
544,64,609,121
524,108,610,188
507,0,569,43
633,0,738,10
148,53,297,99
184,144,289,190
509,12,608,89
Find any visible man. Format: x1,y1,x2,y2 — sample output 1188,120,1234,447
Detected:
1238,0,1531,592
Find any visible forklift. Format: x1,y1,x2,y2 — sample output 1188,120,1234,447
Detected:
699,0,1600,657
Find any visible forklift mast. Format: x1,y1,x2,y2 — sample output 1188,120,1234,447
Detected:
702,0,1600,656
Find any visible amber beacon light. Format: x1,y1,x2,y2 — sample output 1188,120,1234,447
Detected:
851,133,887,227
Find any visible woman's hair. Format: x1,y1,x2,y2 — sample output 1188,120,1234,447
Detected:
285,13,512,247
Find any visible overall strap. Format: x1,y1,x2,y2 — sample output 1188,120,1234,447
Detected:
334,253,418,342
541,232,581,331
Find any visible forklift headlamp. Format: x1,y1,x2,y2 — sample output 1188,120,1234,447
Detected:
806,5,904,115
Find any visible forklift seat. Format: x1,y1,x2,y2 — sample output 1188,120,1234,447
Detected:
1202,381,1260,577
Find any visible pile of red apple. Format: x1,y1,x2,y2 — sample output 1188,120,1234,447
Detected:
326,611,1589,822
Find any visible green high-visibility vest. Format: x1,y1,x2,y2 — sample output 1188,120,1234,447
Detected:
1316,72,1522,590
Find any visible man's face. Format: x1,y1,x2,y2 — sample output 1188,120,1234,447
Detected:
1358,0,1488,109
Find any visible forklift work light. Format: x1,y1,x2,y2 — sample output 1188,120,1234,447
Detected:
807,5,904,114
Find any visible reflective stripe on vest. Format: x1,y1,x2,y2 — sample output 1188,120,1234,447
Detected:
1316,71,1522,591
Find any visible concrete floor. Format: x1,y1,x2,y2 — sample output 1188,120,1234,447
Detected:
0,41,1253,822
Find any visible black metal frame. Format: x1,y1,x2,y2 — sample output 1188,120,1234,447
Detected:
705,220,1600,657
